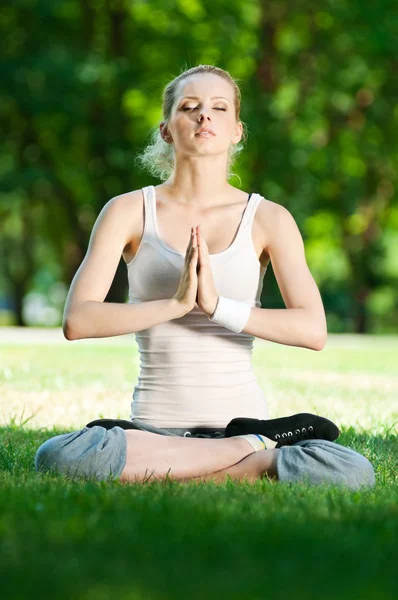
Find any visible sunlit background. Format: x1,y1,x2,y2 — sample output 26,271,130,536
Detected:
0,0,397,333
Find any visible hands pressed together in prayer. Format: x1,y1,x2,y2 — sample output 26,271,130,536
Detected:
173,224,219,317
194,225,219,317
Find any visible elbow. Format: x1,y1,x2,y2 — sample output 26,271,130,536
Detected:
63,325,74,341
309,311,328,351
62,318,79,341
312,331,327,351
62,304,86,340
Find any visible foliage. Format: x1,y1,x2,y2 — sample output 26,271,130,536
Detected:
1,0,397,332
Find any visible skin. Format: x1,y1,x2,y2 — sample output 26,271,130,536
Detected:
159,72,244,209
62,73,327,484
158,73,245,317
62,73,326,484
119,430,279,484
118,74,281,485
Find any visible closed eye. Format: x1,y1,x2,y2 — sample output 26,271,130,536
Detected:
182,107,226,111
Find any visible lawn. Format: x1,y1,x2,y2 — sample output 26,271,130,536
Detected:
0,330,397,600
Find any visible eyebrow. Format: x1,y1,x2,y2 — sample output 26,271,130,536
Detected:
180,96,230,103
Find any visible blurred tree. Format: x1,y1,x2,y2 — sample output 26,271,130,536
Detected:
245,0,397,332
0,0,397,332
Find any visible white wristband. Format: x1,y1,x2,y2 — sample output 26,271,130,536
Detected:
209,296,252,333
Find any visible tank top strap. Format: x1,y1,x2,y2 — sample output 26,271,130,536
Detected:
240,193,263,232
141,186,263,252
142,185,156,237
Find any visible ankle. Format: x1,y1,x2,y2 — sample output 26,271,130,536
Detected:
263,436,278,450
230,437,256,457
232,433,277,451
258,449,279,480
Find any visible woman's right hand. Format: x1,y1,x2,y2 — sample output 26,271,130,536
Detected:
172,227,198,314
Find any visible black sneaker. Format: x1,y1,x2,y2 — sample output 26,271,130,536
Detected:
225,413,340,448
86,418,137,430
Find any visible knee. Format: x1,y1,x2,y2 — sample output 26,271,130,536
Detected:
277,440,377,490
351,452,376,490
329,445,376,490
35,436,59,475
35,431,81,476
34,426,126,482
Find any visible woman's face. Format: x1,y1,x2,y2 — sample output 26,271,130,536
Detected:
160,73,242,157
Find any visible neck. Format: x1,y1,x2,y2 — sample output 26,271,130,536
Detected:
164,155,232,207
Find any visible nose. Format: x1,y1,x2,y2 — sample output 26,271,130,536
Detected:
198,109,211,121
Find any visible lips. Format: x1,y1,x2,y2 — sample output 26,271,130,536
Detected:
195,128,215,136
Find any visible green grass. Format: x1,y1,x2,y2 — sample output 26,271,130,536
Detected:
1,333,398,600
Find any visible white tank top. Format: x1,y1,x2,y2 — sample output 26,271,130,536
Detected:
126,185,269,428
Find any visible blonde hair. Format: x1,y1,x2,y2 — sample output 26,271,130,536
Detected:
134,64,249,183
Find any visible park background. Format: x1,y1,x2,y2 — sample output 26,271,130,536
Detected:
1,0,397,334
1,3,398,600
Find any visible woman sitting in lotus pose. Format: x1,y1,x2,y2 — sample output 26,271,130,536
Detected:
35,65,375,490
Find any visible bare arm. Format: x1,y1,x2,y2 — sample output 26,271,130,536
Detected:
63,192,186,341
66,298,185,340
242,204,328,351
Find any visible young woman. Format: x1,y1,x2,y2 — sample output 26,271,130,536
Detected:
35,65,375,489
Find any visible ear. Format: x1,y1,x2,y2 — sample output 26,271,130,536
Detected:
159,122,171,142
232,121,243,144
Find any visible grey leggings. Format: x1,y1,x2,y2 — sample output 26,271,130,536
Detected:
34,417,376,490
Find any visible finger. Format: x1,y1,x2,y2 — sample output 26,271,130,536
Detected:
196,226,203,254
192,227,197,247
185,228,194,261
197,226,206,248
194,227,201,253
197,232,206,261
190,249,198,271
196,227,202,252
189,227,194,245
190,243,195,262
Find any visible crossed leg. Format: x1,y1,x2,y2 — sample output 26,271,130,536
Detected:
119,429,279,484
187,448,279,484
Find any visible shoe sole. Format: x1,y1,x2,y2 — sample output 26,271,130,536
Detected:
86,418,138,430
225,413,340,445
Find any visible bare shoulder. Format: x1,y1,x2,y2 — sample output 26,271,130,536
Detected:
111,188,144,235
256,194,288,218
258,199,304,257
256,197,302,249
108,188,146,263
252,195,286,257
111,188,144,214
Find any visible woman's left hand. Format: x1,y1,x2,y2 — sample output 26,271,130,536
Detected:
195,225,219,316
